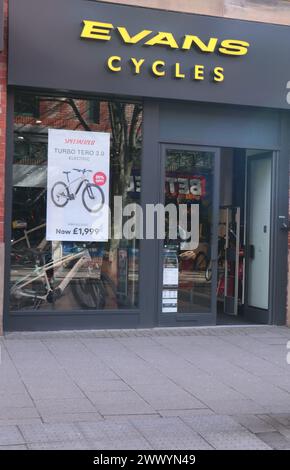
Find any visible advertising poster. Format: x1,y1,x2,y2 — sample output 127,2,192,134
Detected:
46,129,110,242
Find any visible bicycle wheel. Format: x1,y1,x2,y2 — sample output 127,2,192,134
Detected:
100,272,124,307
99,272,129,308
51,181,69,208
82,183,104,213
71,277,106,309
71,273,120,309
10,280,47,310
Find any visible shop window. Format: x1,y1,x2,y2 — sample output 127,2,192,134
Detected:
10,93,143,313
89,100,100,124
14,94,39,117
14,139,47,165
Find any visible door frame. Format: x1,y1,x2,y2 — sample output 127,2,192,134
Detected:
157,143,221,327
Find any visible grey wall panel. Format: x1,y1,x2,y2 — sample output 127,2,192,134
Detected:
8,0,290,109
159,102,281,149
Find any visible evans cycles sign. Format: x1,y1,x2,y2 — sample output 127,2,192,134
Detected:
8,0,290,108
80,20,250,83
46,129,110,242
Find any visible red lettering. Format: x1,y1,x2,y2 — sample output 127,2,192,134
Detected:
64,138,96,145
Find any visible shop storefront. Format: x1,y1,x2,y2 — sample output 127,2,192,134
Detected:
4,0,290,330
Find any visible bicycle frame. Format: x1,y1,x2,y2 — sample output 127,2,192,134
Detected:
11,250,92,303
65,175,90,198
12,223,47,250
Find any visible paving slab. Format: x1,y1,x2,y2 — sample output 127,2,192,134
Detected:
263,375,290,393
0,418,42,427
200,430,272,450
105,414,161,423
0,425,25,446
201,398,267,415
130,383,206,411
40,412,103,424
231,414,276,433
77,421,151,450
86,390,155,416
34,398,98,417
182,414,244,433
0,445,28,450
27,440,90,450
256,431,290,450
72,379,131,393
131,416,212,450
140,433,212,451
0,392,34,408
19,423,83,444
159,409,214,417
0,407,40,421
181,375,246,402
88,439,153,450
269,414,290,426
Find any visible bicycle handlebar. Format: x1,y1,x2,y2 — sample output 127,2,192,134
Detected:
73,169,92,175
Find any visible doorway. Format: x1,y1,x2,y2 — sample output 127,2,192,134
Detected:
158,144,273,327
216,149,273,325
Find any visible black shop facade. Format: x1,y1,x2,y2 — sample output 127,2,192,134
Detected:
4,0,290,331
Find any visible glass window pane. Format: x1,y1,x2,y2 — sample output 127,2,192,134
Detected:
10,94,143,312
163,149,214,314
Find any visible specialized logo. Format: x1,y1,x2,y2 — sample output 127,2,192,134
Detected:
80,20,250,83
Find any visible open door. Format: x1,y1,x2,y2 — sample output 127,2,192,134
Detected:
245,152,272,324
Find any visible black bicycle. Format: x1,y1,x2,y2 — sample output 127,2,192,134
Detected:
51,169,105,213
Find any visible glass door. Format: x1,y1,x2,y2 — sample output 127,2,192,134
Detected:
159,145,220,325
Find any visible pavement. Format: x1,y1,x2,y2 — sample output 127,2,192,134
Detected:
0,325,290,450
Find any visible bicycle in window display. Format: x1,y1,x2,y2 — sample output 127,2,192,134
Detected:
10,224,119,310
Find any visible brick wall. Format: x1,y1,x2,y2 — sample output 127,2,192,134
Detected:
0,0,7,335
100,0,290,25
0,0,7,242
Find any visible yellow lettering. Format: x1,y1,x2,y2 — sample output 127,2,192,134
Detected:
131,58,145,74
152,60,166,77
194,65,205,81
214,67,224,82
81,20,113,40
117,27,152,44
175,63,185,79
219,39,250,56
182,36,218,53
107,56,122,72
145,32,179,49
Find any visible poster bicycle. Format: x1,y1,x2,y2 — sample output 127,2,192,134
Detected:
46,129,110,242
